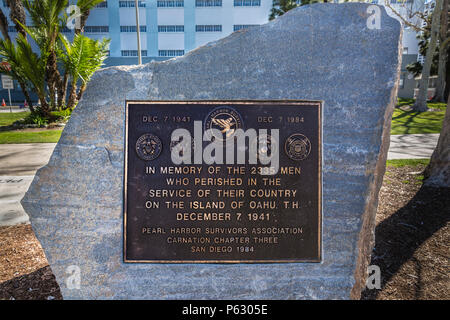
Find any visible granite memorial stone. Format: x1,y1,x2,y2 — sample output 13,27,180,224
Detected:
22,3,402,299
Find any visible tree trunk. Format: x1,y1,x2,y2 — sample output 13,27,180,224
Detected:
58,72,69,109
446,47,450,99
434,0,449,102
67,82,78,110
4,1,35,111
435,41,449,102
38,99,51,118
414,0,443,112
6,0,26,37
45,30,63,111
424,94,450,187
76,83,87,102
75,10,90,35
0,9,10,40
17,78,34,112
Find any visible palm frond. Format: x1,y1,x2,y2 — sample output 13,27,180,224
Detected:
0,34,45,96
76,0,105,13
58,33,110,84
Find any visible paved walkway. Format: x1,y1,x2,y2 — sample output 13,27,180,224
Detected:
0,143,55,226
0,106,30,113
0,176,34,226
0,143,56,176
388,134,439,160
0,134,441,227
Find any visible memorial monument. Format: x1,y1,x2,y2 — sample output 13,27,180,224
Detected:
22,3,402,299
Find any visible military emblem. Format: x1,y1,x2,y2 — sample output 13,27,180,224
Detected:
204,107,243,141
135,133,162,161
285,134,311,161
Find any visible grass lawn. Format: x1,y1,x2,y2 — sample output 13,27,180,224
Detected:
0,111,31,126
386,159,430,168
0,111,62,144
0,129,62,144
391,99,446,135
385,159,429,186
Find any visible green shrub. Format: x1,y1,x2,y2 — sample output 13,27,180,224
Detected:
51,109,72,123
20,113,49,127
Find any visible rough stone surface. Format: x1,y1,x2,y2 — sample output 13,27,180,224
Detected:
22,4,402,299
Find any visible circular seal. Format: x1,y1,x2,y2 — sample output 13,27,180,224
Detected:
284,134,311,161
135,133,162,161
204,106,244,141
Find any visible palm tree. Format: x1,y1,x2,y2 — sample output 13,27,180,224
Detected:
0,9,10,41
5,0,26,37
60,33,110,110
269,0,326,21
269,0,300,20
0,0,108,117
22,0,70,111
76,0,104,34
0,34,47,113
1,0,34,110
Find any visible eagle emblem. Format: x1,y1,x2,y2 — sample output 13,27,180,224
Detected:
204,107,243,141
212,117,236,138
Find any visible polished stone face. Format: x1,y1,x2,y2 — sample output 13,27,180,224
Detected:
124,101,321,263
22,3,401,299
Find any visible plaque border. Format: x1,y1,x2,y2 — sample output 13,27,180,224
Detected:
123,100,323,264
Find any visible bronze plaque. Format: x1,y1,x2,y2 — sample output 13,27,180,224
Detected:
124,101,322,263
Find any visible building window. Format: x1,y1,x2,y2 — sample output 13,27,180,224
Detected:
119,1,145,8
196,25,222,32
121,50,148,57
399,75,405,89
95,1,108,8
158,25,184,32
61,26,72,33
120,25,147,32
157,0,184,7
158,50,184,57
7,26,16,32
196,0,222,6
84,26,109,33
403,47,408,54
234,0,260,6
233,24,258,31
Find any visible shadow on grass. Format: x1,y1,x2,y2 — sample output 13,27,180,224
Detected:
397,98,415,108
392,110,421,135
392,108,445,135
361,184,450,299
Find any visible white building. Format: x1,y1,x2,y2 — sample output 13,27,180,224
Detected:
1,0,428,100
83,0,273,65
